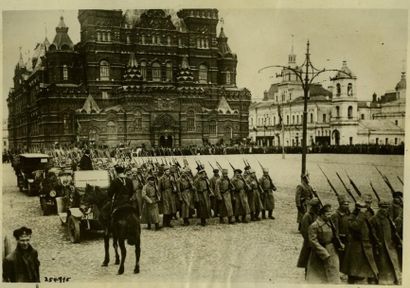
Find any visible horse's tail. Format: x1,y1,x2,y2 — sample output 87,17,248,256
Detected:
126,212,140,246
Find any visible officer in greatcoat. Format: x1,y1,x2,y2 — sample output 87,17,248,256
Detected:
306,204,340,284
259,168,276,220
158,166,177,228
141,176,161,230
214,169,234,224
3,227,40,283
295,173,314,230
108,166,136,217
297,197,321,273
369,201,401,285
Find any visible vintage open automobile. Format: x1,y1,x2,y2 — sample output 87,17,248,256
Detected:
16,153,51,196
59,170,111,243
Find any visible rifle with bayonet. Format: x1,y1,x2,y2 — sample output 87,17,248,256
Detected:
318,165,339,197
397,176,403,186
244,159,265,195
336,172,357,203
229,161,252,191
369,182,402,247
345,171,362,198
374,166,395,195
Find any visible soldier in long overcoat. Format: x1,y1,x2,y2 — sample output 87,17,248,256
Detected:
259,168,276,220
193,169,212,226
246,169,263,221
331,194,351,270
108,166,135,216
369,201,401,285
141,176,161,230
297,198,321,272
295,173,314,230
214,169,234,224
158,166,177,228
169,165,180,219
177,169,195,226
341,200,379,284
231,169,250,223
130,168,144,217
306,204,340,284
209,169,220,217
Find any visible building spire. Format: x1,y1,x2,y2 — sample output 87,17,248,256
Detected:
18,46,24,67
288,34,296,65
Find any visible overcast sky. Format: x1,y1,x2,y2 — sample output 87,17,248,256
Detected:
2,8,408,117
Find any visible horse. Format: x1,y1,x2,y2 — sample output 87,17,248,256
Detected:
84,185,141,274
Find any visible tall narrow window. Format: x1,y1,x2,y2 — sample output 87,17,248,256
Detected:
167,36,171,46
102,91,109,99
152,35,156,44
226,71,231,85
140,61,147,80
336,83,341,96
348,106,353,119
292,115,295,124
336,106,340,118
310,113,313,123
166,62,173,81
323,114,327,123
141,35,145,44
347,83,353,96
107,32,111,42
63,65,68,81
187,110,195,131
287,115,289,125
199,64,208,83
152,62,161,81
100,60,110,81
97,32,101,42
209,121,217,135
126,35,131,44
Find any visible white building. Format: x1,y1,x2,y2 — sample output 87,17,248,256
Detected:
249,48,405,147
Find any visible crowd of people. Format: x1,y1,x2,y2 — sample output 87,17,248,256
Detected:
295,173,403,285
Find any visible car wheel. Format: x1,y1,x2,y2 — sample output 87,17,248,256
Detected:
67,215,81,243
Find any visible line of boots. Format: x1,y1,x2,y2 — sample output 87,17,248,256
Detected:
219,216,235,224
163,214,174,228
261,210,275,219
147,223,161,230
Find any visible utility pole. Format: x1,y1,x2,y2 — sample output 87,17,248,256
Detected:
258,40,352,176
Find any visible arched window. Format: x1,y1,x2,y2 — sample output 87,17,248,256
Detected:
140,61,147,80
152,62,161,81
226,71,231,85
310,113,313,123
336,83,341,96
157,36,161,45
187,110,195,131
199,64,208,83
209,120,217,135
166,62,173,81
348,106,353,119
126,35,131,44
287,115,289,125
336,106,340,118
100,60,110,81
97,32,101,42
107,32,111,42
347,83,353,96
292,115,295,124
167,36,171,46
62,65,68,81
152,35,156,44
141,35,145,44
134,112,142,130
197,38,201,48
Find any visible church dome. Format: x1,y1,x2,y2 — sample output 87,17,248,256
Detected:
333,60,355,80
395,72,406,90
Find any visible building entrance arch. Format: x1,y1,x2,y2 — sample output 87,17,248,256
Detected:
332,129,340,146
159,135,173,148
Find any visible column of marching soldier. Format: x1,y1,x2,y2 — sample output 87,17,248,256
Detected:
295,169,403,285
9,147,403,285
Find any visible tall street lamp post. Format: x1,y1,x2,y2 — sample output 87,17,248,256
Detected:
259,40,352,176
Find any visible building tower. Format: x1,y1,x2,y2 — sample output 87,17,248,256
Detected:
330,60,358,145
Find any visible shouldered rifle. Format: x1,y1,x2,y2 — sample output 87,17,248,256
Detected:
397,176,403,186
310,187,344,252
215,161,223,171
345,172,362,198
208,162,215,171
229,162,236,172
318,165,339,197
370,183,402,246
336,172,356,203
374,166,395,195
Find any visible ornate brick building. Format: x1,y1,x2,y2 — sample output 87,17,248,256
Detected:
7,9,251,150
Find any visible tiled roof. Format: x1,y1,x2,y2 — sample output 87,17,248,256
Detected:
358,119,403,132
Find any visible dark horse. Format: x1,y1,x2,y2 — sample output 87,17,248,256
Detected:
84,184,141,275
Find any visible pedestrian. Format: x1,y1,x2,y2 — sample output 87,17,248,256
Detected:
193,169,212,226
3,226,40,283
295,173,314,231
370,201,401,285
230,169,250,223
214,169,234,224
297,197,321,273
78,149,93,170
341,200,379,284
258,168,276,220
141,176,161,230
306,204,340,284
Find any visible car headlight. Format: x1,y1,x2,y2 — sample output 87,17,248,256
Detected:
49,190,57,197
28,179,34,183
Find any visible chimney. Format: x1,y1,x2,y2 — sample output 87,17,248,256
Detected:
263,90,268,101
372,92,377,103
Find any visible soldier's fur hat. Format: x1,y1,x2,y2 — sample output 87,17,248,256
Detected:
393,191,403,198
222,169,228,174
319,204,332,215
308,197,321,207
213,169,219,174
234,168,242,174
337,194,350,205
